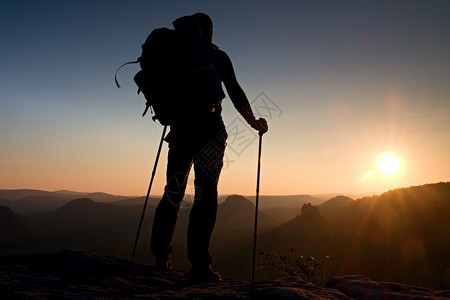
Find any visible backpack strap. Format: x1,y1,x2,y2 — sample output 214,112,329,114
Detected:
114,60,139,88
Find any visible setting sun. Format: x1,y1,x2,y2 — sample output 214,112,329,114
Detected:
378,155,401,175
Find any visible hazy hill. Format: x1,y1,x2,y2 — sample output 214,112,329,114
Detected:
246,195,323,209
313,193,372,201
0,198,155,259
2,195,75,216
0,206,32,236
82,192,134,203
318,195,354,210
0,189,59,201
215,195,276,234
52,189,86,195
260,207,302,227
333,182,450,289
0,189,137,216
259,204,331,256
0,189,135,203
317,195,355,221
0,206,35,254
29,198,149,233
113,196,156,206
0,189,88,215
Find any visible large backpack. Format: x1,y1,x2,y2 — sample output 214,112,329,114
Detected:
115,15,225,125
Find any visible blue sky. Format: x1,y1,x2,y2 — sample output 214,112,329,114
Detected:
1,0,449,196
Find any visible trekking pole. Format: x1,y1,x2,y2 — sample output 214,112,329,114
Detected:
251,131,264,282
131,125,167,260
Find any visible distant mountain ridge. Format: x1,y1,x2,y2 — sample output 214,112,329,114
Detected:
1,183,449,289
30,198,147,232
0,189,136,202
246,195,323,209
0,189,61,202
0,189,325,216
318,195,354,210
0,189,137,216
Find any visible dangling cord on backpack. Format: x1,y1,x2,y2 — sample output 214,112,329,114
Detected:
114,59,153,119
114,60,139,88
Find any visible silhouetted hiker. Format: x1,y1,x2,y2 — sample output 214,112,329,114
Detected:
151,12,268,282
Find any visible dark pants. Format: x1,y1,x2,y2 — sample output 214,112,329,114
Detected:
151,115,227,267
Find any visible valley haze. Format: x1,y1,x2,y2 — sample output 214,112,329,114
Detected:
1,182,449,290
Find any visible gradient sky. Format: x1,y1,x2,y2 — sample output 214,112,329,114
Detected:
1,0,449,197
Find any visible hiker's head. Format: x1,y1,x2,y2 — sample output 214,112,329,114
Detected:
194,13,213,43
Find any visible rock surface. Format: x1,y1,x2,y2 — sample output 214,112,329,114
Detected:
328,275,450,300
0,250,448,299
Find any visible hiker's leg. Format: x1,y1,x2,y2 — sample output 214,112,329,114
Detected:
151,143,193,262
187,132,227,266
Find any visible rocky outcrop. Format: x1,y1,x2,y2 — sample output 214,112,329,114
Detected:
1,250,448,299
328,275,450,300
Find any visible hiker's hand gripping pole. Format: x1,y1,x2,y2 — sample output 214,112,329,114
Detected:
252,130,264,282
131,125,167,260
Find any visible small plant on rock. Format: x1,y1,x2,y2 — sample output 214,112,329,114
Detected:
258,248,326,286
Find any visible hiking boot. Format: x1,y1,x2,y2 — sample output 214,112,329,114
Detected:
155,256,172,271
187,265,222,283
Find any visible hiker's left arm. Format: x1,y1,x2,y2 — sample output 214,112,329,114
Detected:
219,52,268,133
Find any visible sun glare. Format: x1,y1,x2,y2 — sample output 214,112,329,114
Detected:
378,155,400,175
